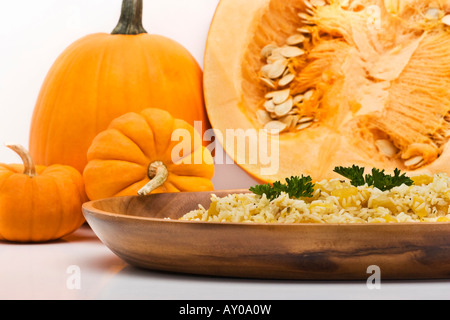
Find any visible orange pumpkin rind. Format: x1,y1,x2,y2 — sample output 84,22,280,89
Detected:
0,145,86,243
83,108,215,201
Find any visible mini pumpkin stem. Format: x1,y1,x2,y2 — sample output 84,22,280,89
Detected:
6,144,37,177
112,0,148,35
138,161,169,196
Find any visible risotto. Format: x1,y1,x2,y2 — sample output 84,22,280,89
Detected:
180,174,450,224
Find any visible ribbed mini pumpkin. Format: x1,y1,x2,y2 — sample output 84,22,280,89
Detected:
83,108,215,200
204,0,450,182
29,0,208,173
0,145,86,243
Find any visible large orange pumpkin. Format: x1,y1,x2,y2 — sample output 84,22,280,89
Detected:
29,0,208,173
204,0,450,183
83,108,215,201
0,145,86,243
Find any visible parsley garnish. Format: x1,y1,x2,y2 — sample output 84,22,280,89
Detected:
332,165,366,187
333,166,413,191
250,176,315,200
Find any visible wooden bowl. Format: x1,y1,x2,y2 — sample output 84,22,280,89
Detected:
82,190,450,280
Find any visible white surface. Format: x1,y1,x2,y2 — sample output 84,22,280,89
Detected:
1,225,449,300
0,0,449,301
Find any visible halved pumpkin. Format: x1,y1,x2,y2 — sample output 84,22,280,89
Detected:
204,0,450,182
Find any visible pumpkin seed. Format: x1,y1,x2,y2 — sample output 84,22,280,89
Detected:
280,46,306,58
260,64,272,78
270,89,291,104
305,7,315,16
375,139,398,157
266,49,285,64
298,13,312,21
261,44,278,58
265,121,287,133
256,109,272,125
298,12,315,24
275,98,294,117
278,73,295,87
442,15,450,26
298,116,315,123
260,77,276,89
304,0,314,9
280,115,299,128
282,67,292,78
293,94,305,105
291,115,301,128
288,107,299,115
404,156,424,167
297,121,313,131
267,59,289,79
264,99,276,112
297,27,312,34
304,89,315,100
286,34,306,46
270,112,281,120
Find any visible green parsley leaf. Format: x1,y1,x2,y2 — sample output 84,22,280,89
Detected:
249,183,280,201
333,165,366,187
334,166,413,191
250,175,315,201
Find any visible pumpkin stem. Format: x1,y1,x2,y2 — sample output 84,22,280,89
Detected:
6,144,37,177
112,0,147,35
138,161,169,196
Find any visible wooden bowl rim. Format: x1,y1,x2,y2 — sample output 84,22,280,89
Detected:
81,190,450,228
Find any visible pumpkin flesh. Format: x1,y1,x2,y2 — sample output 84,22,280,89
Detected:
204,0,450,182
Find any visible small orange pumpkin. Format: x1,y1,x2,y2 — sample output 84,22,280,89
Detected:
29,0,208,173
0,145,86,243
83,108,215,200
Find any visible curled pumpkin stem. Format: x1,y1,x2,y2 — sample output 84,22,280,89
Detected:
138,161,168,196
6,144,37,177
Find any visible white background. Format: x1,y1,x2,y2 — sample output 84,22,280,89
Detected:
0,0,258,190
1,0,450,301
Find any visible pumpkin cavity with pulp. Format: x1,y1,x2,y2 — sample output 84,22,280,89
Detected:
204,0,450,182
